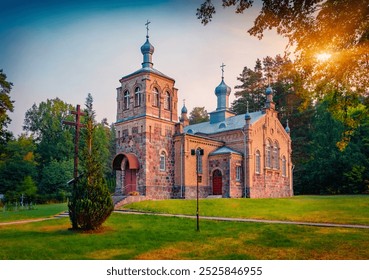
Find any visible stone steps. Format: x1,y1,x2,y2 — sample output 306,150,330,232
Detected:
206,195,222,199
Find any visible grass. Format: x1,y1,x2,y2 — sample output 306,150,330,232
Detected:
1,196,369,259
0,203,67,222
1,213,369,260
120,195,369,225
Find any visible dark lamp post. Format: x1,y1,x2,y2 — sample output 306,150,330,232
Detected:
191,148,204,232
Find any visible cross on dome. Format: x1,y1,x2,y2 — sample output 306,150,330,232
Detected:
145,20,151,38
220,63,226,79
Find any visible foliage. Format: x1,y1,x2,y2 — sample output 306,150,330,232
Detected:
197,0,369,136
23,98,75,166
38,159,73,201
232,55,302,116
0,69,14,151
68,97,113,231
189,106,210,124
22,98,75,202
0,135,37,201
296,100,369,195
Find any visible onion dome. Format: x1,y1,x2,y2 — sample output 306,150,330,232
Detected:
141,36,154,55
285,119,291,134
141,35,154,68
266,86,273,95
215,78,231,97
245,112,251,121
181,104,188,114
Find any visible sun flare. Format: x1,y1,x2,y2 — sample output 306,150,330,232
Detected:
316,52,332,62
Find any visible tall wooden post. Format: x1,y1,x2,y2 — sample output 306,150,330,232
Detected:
62,104,86,182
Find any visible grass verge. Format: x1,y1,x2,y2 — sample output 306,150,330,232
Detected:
0,203,67,222
121,195,369,225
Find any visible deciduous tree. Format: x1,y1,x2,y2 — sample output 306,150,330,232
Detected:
0,69,14,151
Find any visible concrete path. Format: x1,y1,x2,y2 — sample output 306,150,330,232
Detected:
0,217,55,226
1,210,369,229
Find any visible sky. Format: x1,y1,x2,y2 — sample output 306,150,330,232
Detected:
1,0,289,136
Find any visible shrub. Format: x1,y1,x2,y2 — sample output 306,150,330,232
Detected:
68,176,113,230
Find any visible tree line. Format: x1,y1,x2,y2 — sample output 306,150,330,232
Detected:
0,75,116,204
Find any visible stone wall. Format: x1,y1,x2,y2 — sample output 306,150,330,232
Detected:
251,170,292,198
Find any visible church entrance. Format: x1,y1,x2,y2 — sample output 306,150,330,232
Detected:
212,169,222,195
112,153,140,196
124,166,137,194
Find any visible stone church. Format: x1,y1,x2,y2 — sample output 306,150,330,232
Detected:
112,28,293,200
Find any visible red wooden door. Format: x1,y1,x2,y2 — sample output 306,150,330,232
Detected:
213,170,222,195
125,169,136,194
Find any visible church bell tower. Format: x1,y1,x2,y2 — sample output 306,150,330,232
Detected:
113,21,179,199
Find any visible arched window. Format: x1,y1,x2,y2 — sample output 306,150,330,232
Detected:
124,90,130,110
255,150,261,174
282,156,287,177
153,87,159,107
164,91,171,110
273,141,279,169
266,140,272,168
135,87,141,107
159,151,166,171
236,166,242,181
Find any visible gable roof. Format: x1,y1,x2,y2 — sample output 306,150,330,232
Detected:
209,146,243,156
184,111,264,135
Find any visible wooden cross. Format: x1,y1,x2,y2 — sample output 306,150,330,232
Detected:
220,63,226,79
145,20,151,37
62,104,86,183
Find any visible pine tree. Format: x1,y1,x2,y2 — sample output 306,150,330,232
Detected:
68,101,113,231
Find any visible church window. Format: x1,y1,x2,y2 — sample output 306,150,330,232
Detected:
124,90,130,110
236,166,242,181
266,140,272,168
135,87,141,107
159,151,166,171
273,141,279,169
282,156,287,177
118,131,121,139
164,91,171,110
255,150,261,174
122,129,128,137
153,87,159,107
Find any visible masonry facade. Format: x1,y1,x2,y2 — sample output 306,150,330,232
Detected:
112,31,293,199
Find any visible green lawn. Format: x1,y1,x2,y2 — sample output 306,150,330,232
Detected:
1,196,369,260
0,203,67,222
1,213,369,260
121,195,369,225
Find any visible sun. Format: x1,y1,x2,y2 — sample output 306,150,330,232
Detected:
316,52,332,62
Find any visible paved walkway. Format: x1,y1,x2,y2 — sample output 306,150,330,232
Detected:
0,217,55,226
1,210,369,229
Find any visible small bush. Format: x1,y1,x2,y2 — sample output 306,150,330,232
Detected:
68,177,113,230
